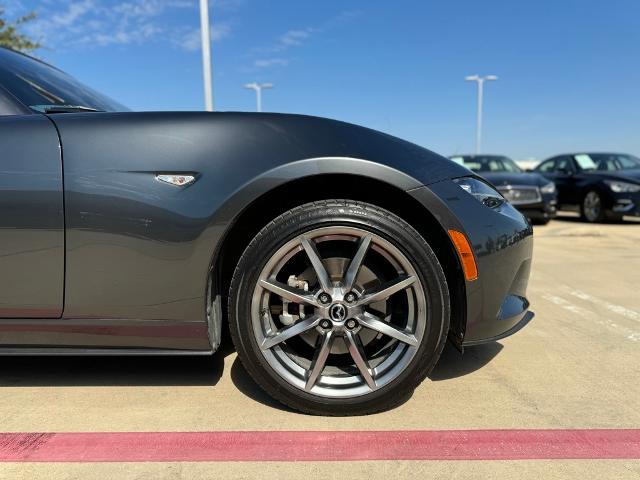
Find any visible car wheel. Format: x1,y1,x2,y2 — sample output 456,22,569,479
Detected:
228,200,450,416
582,190,605,223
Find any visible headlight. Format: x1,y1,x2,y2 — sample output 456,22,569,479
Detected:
604,180,640,193
453,177,504,208
540,182,556,194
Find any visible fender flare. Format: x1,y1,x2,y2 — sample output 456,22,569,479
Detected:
209,156,424,227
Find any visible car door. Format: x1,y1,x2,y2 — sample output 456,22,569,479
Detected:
551,156,579,205
537,156,577,206
0,112,64,318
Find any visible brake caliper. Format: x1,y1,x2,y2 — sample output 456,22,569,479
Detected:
279,275,308,326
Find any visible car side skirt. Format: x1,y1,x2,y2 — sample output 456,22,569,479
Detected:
0,347,212,356
0,318,211,351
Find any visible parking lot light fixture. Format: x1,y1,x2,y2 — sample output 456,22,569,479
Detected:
243,82,274,112
199,0,214,111
465,74,498,154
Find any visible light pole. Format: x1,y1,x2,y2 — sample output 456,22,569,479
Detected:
199,0,213,111
243,82,274,112
465,74,498,154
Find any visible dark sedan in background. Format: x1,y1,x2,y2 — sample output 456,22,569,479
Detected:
534,153,640,222
450,154,557,224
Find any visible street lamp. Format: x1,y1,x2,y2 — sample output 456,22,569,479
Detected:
199,0,213,111
243,82,274,112
465,74,498,154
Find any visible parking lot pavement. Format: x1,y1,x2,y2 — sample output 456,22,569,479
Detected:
1,213,639,479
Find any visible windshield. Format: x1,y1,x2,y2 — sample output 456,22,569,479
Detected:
0,47,127,113
450,155,522,173
575,153,640,172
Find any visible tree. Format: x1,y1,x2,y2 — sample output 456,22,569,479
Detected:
0,7,41,53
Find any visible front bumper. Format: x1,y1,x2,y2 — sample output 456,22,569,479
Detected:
508,191,558,221
610,192,640,217
462,299,534,346
518,202,557,220
410,179,534,346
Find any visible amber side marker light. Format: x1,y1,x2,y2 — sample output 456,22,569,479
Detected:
448,229,478,281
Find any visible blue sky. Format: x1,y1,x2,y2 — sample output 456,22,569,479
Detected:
5,0,640,159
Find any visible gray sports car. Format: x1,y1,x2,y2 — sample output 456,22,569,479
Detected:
0,47,533,415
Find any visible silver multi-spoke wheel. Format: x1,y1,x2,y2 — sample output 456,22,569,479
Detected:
583,191,602,222
251,226,427,398
230,200,448,415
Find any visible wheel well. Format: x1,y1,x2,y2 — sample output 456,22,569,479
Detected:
212,174,466,342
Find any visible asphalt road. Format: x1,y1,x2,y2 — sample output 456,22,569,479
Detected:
1,213,639,479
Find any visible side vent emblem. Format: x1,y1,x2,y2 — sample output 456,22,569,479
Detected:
156,174,196,187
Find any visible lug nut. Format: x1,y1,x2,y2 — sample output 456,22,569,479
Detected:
344,292,357,303
319,293,331,304
320,319,332,329
346,319,358,329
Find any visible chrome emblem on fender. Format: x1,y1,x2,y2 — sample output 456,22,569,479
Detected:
156,174,196,187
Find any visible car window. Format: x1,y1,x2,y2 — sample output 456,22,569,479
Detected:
0,85,29,115
453,155,521,173
587,153,640,171
617,155,640,170
555,157,575,173
537,159,556,173
0,47,127,113
574,154,598,171
463,161,482,170
449,156,469,168
488,159,502,171
596,157,617,171
501,158,522,173
617,155,640,169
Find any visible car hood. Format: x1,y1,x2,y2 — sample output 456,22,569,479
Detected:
586,169,640,183
477,172,549,188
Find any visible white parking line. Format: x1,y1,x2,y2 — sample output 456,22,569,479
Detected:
541,293,640,342
562,287,640,324
542,294,597,318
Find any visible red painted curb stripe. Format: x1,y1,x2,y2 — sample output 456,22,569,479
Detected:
1,430,639,462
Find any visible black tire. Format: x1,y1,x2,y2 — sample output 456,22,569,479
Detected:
228,200,450,416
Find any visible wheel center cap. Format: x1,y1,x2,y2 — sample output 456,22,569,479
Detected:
328,303,347,322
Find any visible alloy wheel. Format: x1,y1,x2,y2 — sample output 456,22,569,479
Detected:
251,226,427,398
583,191,602,222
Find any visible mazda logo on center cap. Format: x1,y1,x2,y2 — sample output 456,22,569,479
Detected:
329,304,347,322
